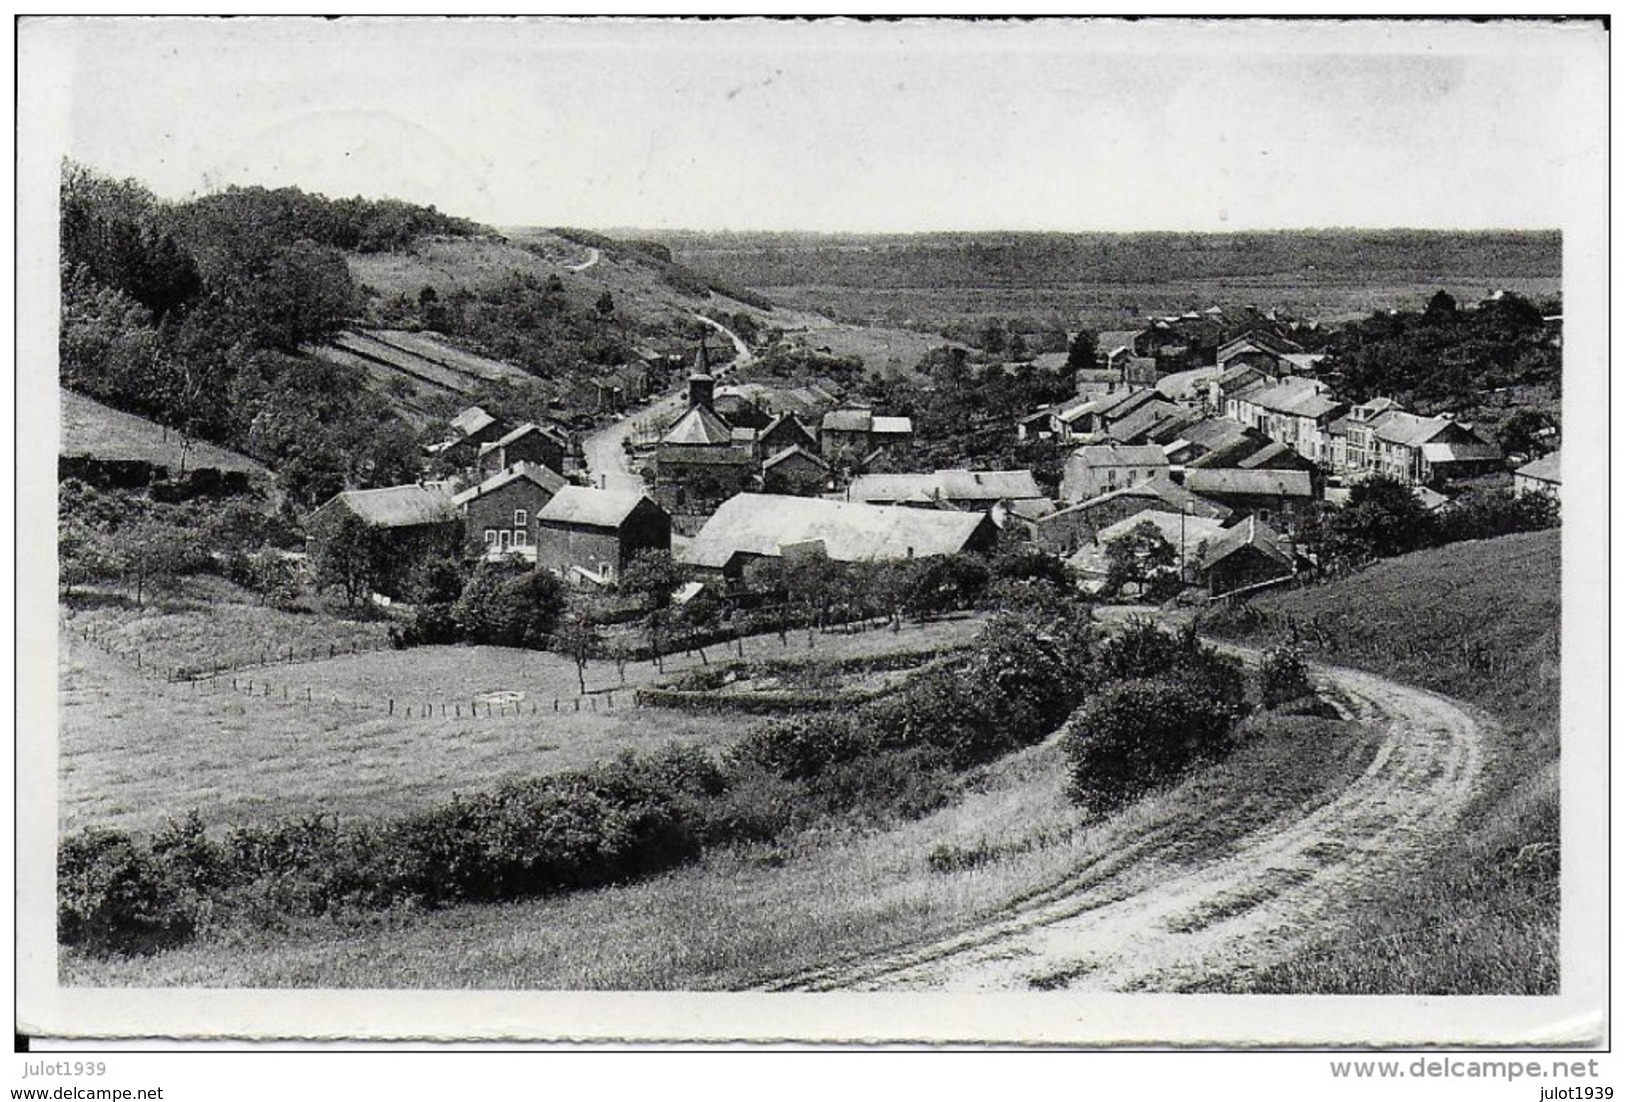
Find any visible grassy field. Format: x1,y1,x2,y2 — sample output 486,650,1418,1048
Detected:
60,391,269,476
1195,529,1561,993
59,610,984,836
65,704,1386,989
64,579,395,679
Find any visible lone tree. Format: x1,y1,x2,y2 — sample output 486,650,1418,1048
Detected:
553,615,602,695
619,549,685,661
1102,520,1178,599
309,510,387,608
1066,328,1100,373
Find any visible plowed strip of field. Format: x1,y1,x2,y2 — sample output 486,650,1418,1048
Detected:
768,660,1484,992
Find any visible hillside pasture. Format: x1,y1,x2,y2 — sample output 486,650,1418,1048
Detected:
58,612,986,837
60,391,269,476
63,581,394,680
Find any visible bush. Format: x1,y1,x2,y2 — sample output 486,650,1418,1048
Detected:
1063,677,1242,813
1259,644,1314,709
452,566,567,648
58,828,207,955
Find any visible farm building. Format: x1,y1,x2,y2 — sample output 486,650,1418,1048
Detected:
1179,468,1316,532
755,412,821,459
1106,400,1203,447
1195,515,1297,598
680,493,999,578
431,405,511,463
476,422,567,481
1216,330,1304,378
1035,475,1233,556
452,461,569,561
819,407,914,460
760,445,832,496
1514,451,1561,498
1060,444,1170,503
846,469,1045,511
533,487,672,586
306,483,463,597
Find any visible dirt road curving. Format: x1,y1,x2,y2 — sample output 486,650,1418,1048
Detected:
768,659,1485,992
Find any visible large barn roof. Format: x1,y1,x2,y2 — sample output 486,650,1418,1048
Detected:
323,484,458,529
848,469,1044,505
1516,451,1561,484
681,494,991,570
1183,468,1314,498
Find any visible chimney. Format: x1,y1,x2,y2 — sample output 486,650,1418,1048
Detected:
688,372,715,410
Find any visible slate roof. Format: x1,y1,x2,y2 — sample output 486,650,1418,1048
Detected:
657,443,756,466
1182,469,1314,499
848,469,1044,505
1516,451,1561,484
1236,441,1298,469
1071,444,1169,468
662,403,735,446
1071,475,1233,522
1105,399,1184,443
822,408,874,433
1096,509,1228,556
1421,441,1503,463
1155,366,1223,400
451,461,568,507
1197,515,1295,571
1214,364,1266,391
478,421,566,457
450,406,499,437
681,494,992,570
762,444,830,473
322,484,458,529
1241,378,1345,419
537,486,659,529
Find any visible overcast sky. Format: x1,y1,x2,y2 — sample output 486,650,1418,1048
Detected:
21,16,1605,233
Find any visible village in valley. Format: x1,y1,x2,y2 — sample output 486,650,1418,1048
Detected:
305,300,1559,612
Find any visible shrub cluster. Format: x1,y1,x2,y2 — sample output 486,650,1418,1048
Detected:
1061,618,1249,814
59,745,727,956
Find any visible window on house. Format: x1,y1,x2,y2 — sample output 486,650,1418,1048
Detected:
512,530,529,547
484,529,497,546
498,531,511,550
514,509,527,528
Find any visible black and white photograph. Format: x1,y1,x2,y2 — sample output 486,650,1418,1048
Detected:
14,14,1609,1067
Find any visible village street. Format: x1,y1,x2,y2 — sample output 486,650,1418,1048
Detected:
578,313,755,493
766,653,1486,993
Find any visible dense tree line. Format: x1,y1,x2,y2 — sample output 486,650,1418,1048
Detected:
59,164,472,510
1323,290,1561,410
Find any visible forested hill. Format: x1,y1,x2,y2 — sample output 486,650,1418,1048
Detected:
57,165,782,511
643,229,1562,291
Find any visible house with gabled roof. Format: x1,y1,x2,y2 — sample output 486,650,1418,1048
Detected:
430,405,511,464
756,412,820,459
760,445,831,496
1514,451,1560,498
476,422,567,481
1181,469,1316,533
306,482,463,597
1035,474,1232,556
1195,515,1297,597
1060,444,1170,502
1228,377,1346,463
680,493,998,578
533,486,671,585
453,461,569,561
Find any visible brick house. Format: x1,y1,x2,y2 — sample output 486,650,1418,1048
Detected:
534,487,672,585
476,422,567,481
452,462,568,561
